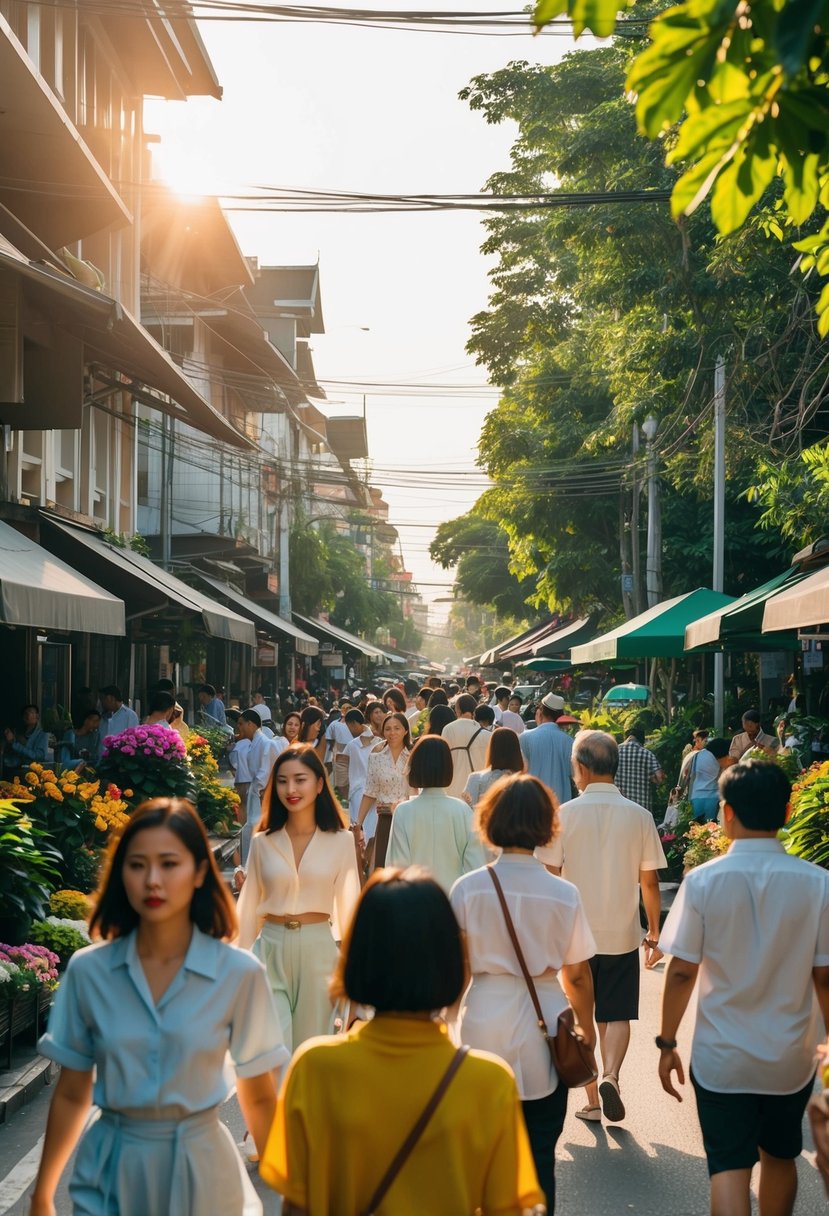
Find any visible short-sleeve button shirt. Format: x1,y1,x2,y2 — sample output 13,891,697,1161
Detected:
615,738,661,811
536,782,666,954
659,838,829,1095
39,928,288,1112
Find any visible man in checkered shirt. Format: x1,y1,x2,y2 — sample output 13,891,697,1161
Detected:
615,726,664,812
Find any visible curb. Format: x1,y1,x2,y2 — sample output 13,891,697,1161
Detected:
0,1053,55,1125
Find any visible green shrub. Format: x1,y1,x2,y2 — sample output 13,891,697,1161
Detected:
29,920,88,967
49,890,90,920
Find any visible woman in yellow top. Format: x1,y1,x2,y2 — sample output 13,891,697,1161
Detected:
260,867,544,1216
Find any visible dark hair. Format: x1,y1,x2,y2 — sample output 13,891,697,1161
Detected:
494,686,512,702
90,799,236,941
367,701,387,720
383,688,406,713
239,708,261,726
742,709,761,724
74,708,102,729
99,685,122,701
706,737,730,760
466,676,481,688
344,708,365,725
148,691,175,714
260,745,348,833
332,868,466,1011
417,686,431,702
693,727,710,740
282,710,301,730
486,726,524,774
428,688,449,707
477,773,557,850
626,726,646,745
199,683,216,698
298,705,325,742
509,691,523,704
474,704,495,727
455,693,477,716
382,711,412,750
427,704,456,735
156,679,175,692
403,679,419,697
448,683,461,696
408,735,453,789
719,758,790,830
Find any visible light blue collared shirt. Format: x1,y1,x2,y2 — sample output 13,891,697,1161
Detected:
519,722,574,806
101,703,139,742
39,927,288,1112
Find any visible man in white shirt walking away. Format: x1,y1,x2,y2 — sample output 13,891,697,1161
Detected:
657,760,829,1216
443,694,490,799
537,729,666,1125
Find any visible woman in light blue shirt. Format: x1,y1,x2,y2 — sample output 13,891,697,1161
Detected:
3,703,48,774
387,736,487,893
32,798,288,1216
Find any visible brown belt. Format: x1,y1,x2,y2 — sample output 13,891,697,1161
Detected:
264,912,330,929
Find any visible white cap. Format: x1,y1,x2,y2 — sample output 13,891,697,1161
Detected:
541,692,565,712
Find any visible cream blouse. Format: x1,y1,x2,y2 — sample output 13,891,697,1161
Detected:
236,827,361,949
363,745,410,807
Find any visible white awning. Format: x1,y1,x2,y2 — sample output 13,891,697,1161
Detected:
293,613,388,660
0,521,124,635
196,575,319,656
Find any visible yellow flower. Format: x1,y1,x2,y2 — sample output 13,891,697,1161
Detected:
25,772,38,786
94,815,107,832
30,763,43,773
123,789,133,798
63,770,80,784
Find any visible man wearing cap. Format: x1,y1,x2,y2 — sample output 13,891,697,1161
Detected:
519,692,574,806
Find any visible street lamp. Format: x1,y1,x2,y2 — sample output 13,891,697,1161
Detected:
642,415,662,608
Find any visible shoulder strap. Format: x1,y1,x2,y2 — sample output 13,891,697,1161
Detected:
486,865,549,1035
450,725,485,758
363,1045,469,1216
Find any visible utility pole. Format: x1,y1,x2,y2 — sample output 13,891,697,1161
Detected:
159,414,172,570
713,355,726,734
631,422,643,616
643,415,662,608
278,495,291,620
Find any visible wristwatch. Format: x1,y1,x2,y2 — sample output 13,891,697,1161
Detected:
655,1035,677,1050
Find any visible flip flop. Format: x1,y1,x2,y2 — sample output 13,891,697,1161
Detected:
599,1074,625,1122
575,1105,602,1122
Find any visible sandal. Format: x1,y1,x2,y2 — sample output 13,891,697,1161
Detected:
575,1104,602,1123
599,1073,625,1122
241,1131,259,1163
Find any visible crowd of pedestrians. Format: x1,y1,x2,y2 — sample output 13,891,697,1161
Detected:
21,673,829,1215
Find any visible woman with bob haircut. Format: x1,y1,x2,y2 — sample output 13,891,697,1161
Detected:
426,702,456,736
236,745,361,1053
387,735,487,892
450,774,596,1214
294,706,327,762
382,686,407,714
260,868,545,1216
32,799,287,1216
355,711,412,867
463,726,526,808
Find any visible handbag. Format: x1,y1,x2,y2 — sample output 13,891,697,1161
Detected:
280,1047,469,1216
486,865,597,1089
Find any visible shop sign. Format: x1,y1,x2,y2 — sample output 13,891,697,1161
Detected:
255,643,278,667
321,652,343,667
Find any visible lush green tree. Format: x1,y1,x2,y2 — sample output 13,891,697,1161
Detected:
429,511,535,617
533,0,829,331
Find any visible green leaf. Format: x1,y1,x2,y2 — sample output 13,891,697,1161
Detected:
532,0,568,29
774,0,827,77
671,146,730,216
710,136,778,233
532,0,621,35
667,99,749,164
782,150,821,225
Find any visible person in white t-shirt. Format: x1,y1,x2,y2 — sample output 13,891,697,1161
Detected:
658,759,829,1216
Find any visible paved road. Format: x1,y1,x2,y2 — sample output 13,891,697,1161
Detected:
0,960,825,1214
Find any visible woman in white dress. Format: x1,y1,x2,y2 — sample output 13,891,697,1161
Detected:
463,726,525,809
356,712,411,868
450,774,596,1214
32,798,287,1216
236,745,361,1052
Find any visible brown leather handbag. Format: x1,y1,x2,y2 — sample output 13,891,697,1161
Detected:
487,865,597,1089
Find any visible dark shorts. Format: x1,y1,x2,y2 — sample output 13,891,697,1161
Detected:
691,1069,815,1176
588,949,639,1022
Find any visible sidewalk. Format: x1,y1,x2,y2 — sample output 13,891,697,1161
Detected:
0,1050,54,1126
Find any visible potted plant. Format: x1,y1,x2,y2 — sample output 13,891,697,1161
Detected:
682,820,731,870
97,724,195,805
0,941,60,1065
0,800,61,944
784,759,829,868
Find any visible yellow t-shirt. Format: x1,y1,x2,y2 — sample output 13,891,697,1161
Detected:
260,1015,543,1215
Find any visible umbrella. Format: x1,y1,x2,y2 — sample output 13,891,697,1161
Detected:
514,658,573,673
602,683,649,704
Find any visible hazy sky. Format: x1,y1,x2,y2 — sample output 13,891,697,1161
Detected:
145,9,580,632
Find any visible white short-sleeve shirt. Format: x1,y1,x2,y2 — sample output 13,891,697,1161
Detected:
450,854,595,1099
659,837,829,1094
535,782,666,955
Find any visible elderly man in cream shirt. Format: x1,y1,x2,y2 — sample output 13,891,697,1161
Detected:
537,729,666,1125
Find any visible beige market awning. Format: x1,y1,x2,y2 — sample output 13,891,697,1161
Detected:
196,574,319,656
763,564,829,633
0,520,124,635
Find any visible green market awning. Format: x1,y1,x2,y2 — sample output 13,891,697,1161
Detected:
684,568,805,653
532,615,597,658
514,657,573,673
570,588,736,664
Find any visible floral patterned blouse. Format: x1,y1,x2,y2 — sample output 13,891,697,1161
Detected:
363,745,411,808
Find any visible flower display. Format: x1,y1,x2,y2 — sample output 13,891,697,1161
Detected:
98,724,195,806
186,734,219,772
49,890,90,920
682,821,731,869
784,759,829,868
0,942,59,998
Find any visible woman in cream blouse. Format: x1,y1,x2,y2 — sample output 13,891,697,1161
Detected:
236,745,361,1052
356,712,412,867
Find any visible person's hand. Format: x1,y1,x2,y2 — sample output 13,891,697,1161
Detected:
658,1047,685,1101
572,1025,596,1052
643,937,664,969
